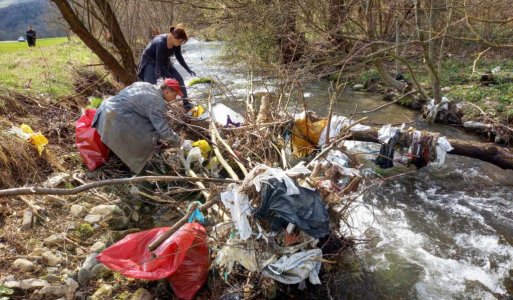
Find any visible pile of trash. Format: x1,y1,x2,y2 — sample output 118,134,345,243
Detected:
81,101,366,299
373,123,453,169
2,93,459,299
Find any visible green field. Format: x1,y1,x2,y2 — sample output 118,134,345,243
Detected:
0,37,68,53
0,37,103,97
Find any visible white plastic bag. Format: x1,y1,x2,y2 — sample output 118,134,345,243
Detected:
186,147,204,167
215,238,258,273
212,103,245,126
432,136,453,167
262,248,322,285
318,115,350,146
220,185,252,240
244,163,310,196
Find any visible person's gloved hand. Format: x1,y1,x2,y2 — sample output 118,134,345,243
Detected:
188,70,196,77
181,139,193,152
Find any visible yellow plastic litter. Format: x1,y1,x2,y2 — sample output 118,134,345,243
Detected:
30,133,49,155
16,124,48,155
189,105,205,118
20,124,34,134
291,116,328,157
192,139,211,158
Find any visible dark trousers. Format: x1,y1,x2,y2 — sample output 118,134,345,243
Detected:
27,38,36,47
141,63,191,109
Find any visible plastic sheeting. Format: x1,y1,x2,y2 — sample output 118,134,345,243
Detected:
220,184,252,240
9,124,49,156
186,147,204,167
254,179,329,239
97,223,209,300
325,150,360,177
212,103,245,126
292,113,328,156
243,163,311,196
318,115,350,146
215,238,258,274
75,109,110,170
426,97,450,122
262,248,322,285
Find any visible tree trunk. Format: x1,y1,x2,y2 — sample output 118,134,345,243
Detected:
348,129,513,170
427,0,442,104
277,1,303,64
93,0,137,74
365,0,407,91
50,0,137,86
327,0,350,52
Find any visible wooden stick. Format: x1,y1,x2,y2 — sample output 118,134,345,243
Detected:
208,96,240,180
19,196,48,222
212,120,249,176
0,176,240,197
147,195,220,251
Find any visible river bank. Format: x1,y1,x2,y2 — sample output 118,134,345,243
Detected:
329,59,513,146
1,38,512,299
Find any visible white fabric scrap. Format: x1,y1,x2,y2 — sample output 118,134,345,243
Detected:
220,185,252,240
262,248,323,285
432,136,453,167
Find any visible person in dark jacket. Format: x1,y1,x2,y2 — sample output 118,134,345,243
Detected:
92,79,187,174
137,25,195,109
26,25,36,47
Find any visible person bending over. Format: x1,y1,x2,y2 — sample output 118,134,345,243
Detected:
92,79,188,173
137,25,196,109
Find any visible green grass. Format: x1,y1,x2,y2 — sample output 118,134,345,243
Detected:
87,96,103,108
396,57,513,120
0,37,68,53
187,77,214,86
0,37,102,97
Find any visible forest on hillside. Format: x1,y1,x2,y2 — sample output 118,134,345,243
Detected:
0,0,65,41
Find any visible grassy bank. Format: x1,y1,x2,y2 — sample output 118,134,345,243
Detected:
346,58,513,123
0,37,103,97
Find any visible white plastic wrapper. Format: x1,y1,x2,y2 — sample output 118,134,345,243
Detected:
220,184,252,240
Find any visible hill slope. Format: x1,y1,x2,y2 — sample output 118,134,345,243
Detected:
0,0,65,41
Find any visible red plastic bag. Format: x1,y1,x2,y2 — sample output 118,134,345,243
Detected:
75,109,109,170
97,223,209,299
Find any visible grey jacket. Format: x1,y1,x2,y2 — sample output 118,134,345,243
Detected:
92,82,180,173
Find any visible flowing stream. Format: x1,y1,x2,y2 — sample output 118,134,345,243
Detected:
176,39,513,299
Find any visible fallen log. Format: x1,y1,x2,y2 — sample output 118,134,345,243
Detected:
348,129,513,170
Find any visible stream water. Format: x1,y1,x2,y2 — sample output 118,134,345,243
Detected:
177,39,513,299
